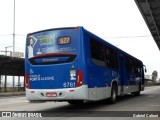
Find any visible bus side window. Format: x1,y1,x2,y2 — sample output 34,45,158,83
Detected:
90,38,105,67
126,57,142,75
104,46,118,69
111,50,118,69
126,57,133,73
104,47,110,67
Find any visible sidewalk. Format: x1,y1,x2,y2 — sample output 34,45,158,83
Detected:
0,91,25,97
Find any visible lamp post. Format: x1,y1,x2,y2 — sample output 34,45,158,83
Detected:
12,0,16,92
13,0,15,56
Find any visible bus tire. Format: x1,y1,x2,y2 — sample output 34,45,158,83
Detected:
109,84,118,104
68,100,84,105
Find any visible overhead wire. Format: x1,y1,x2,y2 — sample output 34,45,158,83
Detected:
103,35,152,39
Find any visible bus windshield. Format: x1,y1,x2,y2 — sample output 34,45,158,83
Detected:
27,29,79,64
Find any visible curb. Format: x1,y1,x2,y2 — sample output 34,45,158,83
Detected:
0,92,26,97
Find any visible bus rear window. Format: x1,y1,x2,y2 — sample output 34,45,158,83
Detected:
27,29,78,59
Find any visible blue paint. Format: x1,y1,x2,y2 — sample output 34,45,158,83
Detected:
25,27,144,90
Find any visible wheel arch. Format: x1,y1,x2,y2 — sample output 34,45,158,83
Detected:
111,80,118,88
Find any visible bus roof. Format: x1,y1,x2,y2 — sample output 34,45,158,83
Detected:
28,27,80,35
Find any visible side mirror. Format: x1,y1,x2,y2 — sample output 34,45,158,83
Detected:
143,65,147,73
145,68,147,73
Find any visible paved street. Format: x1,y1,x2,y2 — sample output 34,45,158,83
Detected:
0,86,160,120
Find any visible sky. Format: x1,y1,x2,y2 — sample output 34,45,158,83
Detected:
0,0,160,77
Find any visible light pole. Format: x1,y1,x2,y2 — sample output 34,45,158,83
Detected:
12,0,16,92
13,0,15,56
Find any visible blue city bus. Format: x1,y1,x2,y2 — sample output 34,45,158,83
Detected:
25,26,145,104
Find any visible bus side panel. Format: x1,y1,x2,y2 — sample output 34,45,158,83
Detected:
76,28,89,99
83,32,97,100
122,56,144,94
83,31,111,101
141,65,145,90
117,53,128,94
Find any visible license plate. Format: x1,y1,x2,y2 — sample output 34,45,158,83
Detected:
46,92,57,97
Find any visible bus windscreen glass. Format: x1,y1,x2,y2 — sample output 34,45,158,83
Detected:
27,29,78,60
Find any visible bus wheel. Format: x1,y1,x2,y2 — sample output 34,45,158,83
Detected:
109,85,117,104
133,91,140,96
68,100,84,105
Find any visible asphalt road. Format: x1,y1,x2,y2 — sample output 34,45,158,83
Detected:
0,86,160,120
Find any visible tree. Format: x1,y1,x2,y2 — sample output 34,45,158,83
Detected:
152,70,158,81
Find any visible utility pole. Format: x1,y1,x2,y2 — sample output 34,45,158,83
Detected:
13,0,15,56
12,0,16,92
